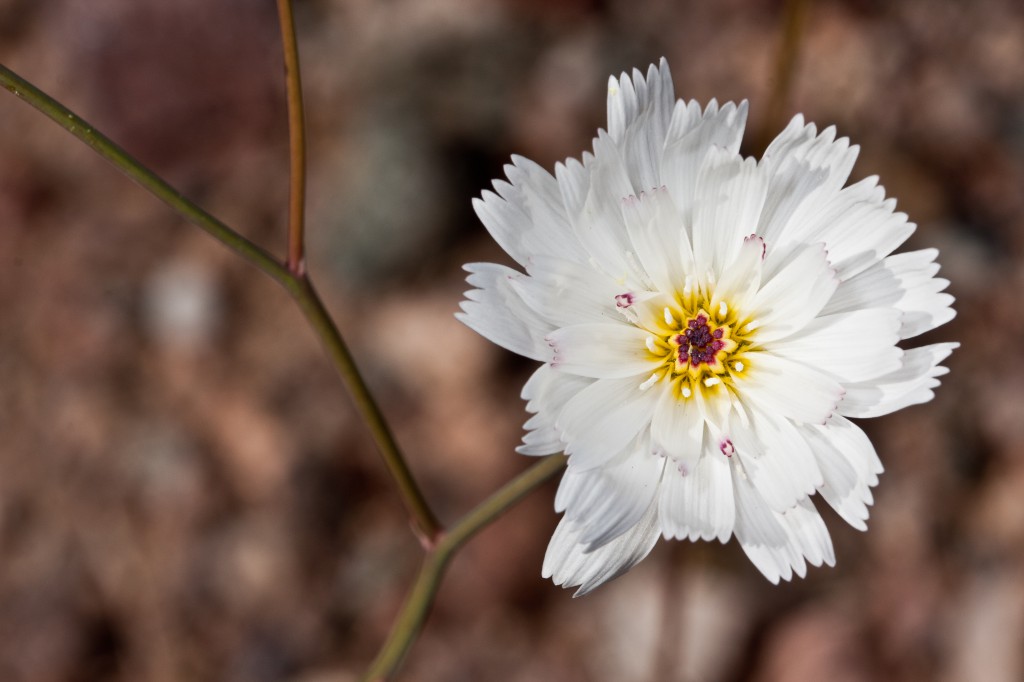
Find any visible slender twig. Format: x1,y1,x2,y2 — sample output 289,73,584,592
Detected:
0,64,290,287
759,0,811,152
288,276,442,543
276,0,308,275
0,62,442,543
362,454,567,682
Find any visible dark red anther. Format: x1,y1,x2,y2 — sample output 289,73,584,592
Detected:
678,313,728,369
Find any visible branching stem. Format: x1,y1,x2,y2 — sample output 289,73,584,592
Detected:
362,454,567,682
0,62,442,543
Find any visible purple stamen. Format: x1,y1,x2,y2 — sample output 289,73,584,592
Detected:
678,314,727,368
615,293,636,309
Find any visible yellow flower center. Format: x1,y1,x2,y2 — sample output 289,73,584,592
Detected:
639,292,757,400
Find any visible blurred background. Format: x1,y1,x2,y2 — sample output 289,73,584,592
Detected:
0,0,1015,680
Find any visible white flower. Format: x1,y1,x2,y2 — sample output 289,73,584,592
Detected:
457,59,957,595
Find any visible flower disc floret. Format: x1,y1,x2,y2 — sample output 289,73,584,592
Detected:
640,295,753,400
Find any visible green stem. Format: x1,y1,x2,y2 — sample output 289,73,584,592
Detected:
0,62,442,544
0,63,290,287
276,0,308,275
362,454,567,682
287,276,442,543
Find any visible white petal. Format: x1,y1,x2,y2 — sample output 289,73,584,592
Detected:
771,308,904,383
820,256,904,315
815,415,883,485
558,444,667,549
713,234,765,310
543,498,661,596
609,59,676,191
897,284,955,339
736,488,835,584
731,407,823,513
731,463,788,552
517,365,590,455
512,256,622,326
457,263,554,361
555,155,591,229
621,187,690,293
821,248,956,339
472,157,585,269
783,498,835,569
785,176,915,280
662,100,749,226
693,383,735,437
761,117,859,198
756,158,829,244
754,500,835,582
650,386,704,469
575,131,646,285
692,150,768,275
659,442,735,542
802,423,873,530
518,420,567,457
546,322,660,379
884,249,956,338
753,242,838,343
840,342,958,418
756,120,859,251
557,377,660,469
606,74,635,144
471,191,532,267
739,351,844,425
663,99,703,148
501,155,587,260
553,462,587,514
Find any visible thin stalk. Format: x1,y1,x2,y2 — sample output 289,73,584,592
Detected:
288,276,442,543
0,63,290,287
0,62,442,543
759,0,811,152
362,454,567,682
276,0,308,275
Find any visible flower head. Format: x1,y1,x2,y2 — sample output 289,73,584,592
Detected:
457,59,957,595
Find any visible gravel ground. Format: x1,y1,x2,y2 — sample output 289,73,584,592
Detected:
0,1,1015,681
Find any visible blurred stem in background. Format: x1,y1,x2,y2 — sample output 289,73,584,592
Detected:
276,0,308,276
760,0,811,152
